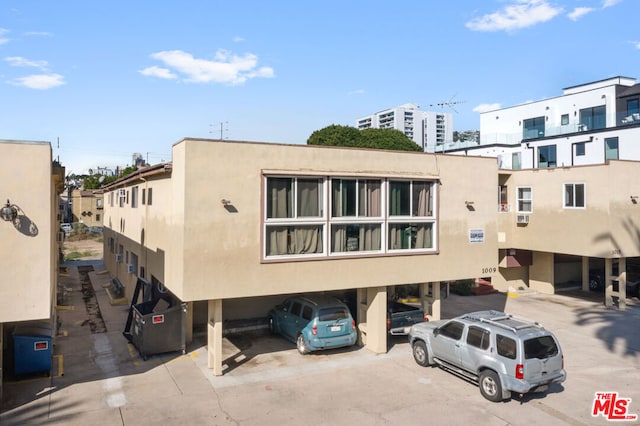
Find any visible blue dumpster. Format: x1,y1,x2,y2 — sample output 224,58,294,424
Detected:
13,323,53,376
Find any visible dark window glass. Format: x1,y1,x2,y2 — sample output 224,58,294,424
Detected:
290,302,302,317
628,99,639,115
524,336,558,359
301,305,313,321
389,181,410,216
579,105,606,130
576,142,585,156
497,335,517,359
523,116,545,139
439,321,464,340
538,145,557,168
318,307,349,321
561,114,569,125
467,326,490,350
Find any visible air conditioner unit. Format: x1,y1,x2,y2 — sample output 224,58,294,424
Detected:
516,214,530,224
127,264,135,274
115,254,123,263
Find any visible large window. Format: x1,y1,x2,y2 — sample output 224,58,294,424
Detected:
388,180,435,251
331,179,382,253
264,176,437,259
517,187,532,213
627,99,639,115
605,137,619,160
538,145,556,168
523,116,545,140
579,105,606,130
564,183,585,208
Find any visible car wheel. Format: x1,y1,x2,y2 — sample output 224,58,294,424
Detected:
412,341,430,367
589,278,601,291
296,334,309,355
479,370,503,402
268,317,275,334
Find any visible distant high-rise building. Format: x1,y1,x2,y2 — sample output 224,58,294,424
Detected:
356,103,453,152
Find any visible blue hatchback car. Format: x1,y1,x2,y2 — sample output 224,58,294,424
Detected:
268,295,358,354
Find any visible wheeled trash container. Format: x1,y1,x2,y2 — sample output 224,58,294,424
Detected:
130,298,187,360
13,323,53,376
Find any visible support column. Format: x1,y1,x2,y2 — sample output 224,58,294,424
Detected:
185,301,193,345
605,258,613,308
364,287,387,354
582,257,590,292
618,258,627,311
207,299,223,376
421,282,441,320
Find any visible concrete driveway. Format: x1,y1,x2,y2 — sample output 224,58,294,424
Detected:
2,264,639,425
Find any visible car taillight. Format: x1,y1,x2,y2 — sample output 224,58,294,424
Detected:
312,325,317,336
386,317,391,330
351,320,356,331
423,312,429,322
516,364,524,379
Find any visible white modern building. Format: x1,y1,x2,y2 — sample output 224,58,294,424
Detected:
356,103,453,153
446,76,640,169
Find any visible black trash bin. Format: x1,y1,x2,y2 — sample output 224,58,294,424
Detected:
130,298,187,360
13,323,53,376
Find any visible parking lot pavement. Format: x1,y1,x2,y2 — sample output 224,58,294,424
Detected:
2,265,640,425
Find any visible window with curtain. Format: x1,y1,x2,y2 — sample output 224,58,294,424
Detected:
265,177,324,257
605,137,619,160
330,179,382,253
264,176,438,259
388,180,435,251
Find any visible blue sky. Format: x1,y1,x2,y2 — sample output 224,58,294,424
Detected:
1,0,638,174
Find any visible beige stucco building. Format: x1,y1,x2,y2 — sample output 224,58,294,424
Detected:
102,138,499,375
0,140,64,397
70,189,104,229
494,160,640,308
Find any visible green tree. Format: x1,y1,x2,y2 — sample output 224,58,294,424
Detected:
307,125,421,152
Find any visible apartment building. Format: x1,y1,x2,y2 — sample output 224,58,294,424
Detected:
494,160,640,309
102,138,498,374
448,76,640,169
70,189,104,228
0,139,64,398
356,103,453,153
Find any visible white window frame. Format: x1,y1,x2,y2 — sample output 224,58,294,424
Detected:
563,183,586,209
263,175,438,260
516,186,533,213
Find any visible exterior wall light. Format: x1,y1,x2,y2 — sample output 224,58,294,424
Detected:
1,199,18,222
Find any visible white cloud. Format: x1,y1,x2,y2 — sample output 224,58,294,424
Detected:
24,31,54,37
348,89,365,96
630,41,640,50
5,56,49,70
603,0,622,8
8,73,65,89
568,7,595,21
143,49,275,85
0,28,9,45
232,36,244,42
473,103,501,113
466,0,563,32
138,66,176,79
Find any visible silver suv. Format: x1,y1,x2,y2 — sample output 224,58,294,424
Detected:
409,310,566,402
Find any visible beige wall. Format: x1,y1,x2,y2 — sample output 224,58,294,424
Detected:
71,189,103,227
498,161,640,258
0,140,56,323
103,140,500,303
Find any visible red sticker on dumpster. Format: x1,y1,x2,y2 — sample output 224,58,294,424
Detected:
152,314,165,324
34,341,48,351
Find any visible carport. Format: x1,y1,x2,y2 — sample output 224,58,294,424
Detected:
554,254,638,309
201,283,442,376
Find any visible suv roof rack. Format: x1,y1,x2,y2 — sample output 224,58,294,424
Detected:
463,310,543,333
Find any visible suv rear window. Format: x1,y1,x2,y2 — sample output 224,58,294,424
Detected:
524,335,558,359
318,307,349,321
